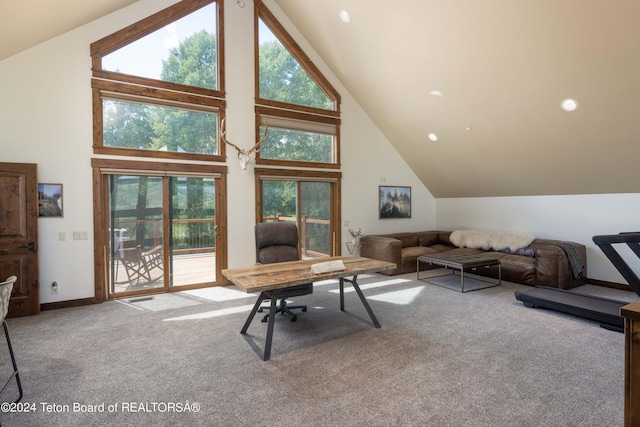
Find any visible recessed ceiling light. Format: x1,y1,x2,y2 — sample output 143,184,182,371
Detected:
428,133,438,142
561,98,579,112
429,90,443,96
339,10,351,23
465,126,471,132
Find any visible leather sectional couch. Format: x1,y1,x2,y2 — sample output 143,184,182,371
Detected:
360,230,587,289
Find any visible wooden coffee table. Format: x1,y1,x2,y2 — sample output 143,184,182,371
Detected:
417,252,501,293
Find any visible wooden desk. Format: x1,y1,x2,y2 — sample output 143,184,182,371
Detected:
222,256,396,360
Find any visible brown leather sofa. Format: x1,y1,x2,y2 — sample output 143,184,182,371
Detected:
360,230,587,289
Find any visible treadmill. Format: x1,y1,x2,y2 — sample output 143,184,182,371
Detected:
514,232,640,332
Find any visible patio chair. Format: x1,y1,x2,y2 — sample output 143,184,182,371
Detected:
119,241,163,284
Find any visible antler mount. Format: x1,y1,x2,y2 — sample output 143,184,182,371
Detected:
220,118,268,171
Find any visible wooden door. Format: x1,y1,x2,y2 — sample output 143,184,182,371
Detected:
0,163,39,317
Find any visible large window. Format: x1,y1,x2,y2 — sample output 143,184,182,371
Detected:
255,1,340,169
102,98,219,155
91,0,225,162
102,4,219,90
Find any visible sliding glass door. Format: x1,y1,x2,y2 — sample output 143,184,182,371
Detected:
300,181,332,258
169,176,217,287
105,171,220,298
109,174,165,293
257,168,341,259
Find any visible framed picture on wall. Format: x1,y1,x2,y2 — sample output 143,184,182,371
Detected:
379,186,411,219
38,183,63,217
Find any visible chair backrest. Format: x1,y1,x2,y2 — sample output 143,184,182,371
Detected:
255,222,300,264
0,276,17,322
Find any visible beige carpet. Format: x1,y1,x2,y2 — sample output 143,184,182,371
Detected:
0,270,636,426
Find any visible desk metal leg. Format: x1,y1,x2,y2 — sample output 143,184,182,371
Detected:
340,278,345,311
240,290,279,361
241,292,267,334
341,275,381,328
263,295,278,361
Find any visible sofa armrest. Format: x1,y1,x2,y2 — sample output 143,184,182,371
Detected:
360,235,402,275
533,242,587,289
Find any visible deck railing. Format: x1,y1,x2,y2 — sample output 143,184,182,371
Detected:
113,215,330,257
112,218,216,254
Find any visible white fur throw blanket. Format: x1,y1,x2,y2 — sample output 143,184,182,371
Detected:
450,230,535,252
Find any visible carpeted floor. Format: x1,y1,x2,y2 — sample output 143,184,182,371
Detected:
0,270,637,427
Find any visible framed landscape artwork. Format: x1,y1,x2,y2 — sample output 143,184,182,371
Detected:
379,186,411,219
38,183,63,217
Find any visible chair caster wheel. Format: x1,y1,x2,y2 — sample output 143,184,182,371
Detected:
290,316,297,322
261,315,268,323
301,307,307,312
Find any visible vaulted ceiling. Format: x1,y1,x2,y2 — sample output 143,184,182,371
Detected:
0,0,138,61
3,0,639,197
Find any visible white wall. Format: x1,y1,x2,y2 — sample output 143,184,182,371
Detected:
436,194,640,283
0,0,435,304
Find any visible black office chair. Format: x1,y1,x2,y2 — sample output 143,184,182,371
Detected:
0,276,23,403
255,222,312,322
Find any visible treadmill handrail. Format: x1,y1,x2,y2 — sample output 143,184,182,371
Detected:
593,233,640,296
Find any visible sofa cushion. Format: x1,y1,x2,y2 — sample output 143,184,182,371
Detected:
429,243,456,253
450,230,535,251
392,233,420,248
499,254,536,285
402,246,439,259
417,232,440,246
447,247,485,256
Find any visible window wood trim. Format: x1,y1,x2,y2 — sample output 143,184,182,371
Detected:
254,167,342,255
92,83,227,162
90,0,226,162
91,158,228,302
255,105,341,168
91,158,228,175
254,0,340,112
92,70,226,101
253,1,341,169
93,78,226,111
90,0,225,94
256,105,340,126
93,123,227,163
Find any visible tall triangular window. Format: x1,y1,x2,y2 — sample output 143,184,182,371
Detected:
258,19,333,110
254,0,341,168
102,3,218,91
91,0,225,160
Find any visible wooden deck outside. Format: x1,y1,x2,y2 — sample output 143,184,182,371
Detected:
111,251,216,294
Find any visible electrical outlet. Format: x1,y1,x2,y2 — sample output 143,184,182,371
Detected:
59,232,66,241
51,281,58,294
73,231,88,240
